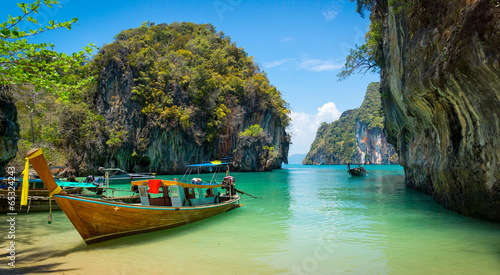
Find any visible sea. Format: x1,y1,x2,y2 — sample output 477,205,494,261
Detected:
1,164,499,274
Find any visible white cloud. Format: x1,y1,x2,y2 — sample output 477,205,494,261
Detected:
316,102,342,122
263,57,343,72
322,9,338,21
281,36,294,42
322,1,342,21
262,58,295,69
300,58,343,72
288,102,342,155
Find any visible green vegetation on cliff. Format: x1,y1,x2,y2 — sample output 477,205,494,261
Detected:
303,82,382,164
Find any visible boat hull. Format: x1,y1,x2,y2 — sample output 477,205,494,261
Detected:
54,194,240,244
348,169,367,177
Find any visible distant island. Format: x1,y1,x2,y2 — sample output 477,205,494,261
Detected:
304,82,398,165
287,154,307,164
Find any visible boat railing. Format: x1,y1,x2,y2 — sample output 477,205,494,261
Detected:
181,162,230,184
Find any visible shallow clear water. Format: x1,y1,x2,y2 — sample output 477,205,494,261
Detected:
1,165,499,274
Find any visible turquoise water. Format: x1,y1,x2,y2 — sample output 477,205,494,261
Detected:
1,165,499,274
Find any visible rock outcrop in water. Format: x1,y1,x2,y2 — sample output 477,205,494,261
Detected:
0,93,19,173
304,82,398,165
64,22,290,174
373,0,500,221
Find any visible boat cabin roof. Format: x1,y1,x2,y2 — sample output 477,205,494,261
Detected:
131,179,221,189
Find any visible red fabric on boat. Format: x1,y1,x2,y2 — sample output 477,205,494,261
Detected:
148,179,161,194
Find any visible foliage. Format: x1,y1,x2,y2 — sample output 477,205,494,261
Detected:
261,145,279,164
10,84,50,143
337,44,378,80
303,82,383,164
0,0,95,100
10,138,68,169
356,82,383,130
239,124,264,137
8,77,106,171
106,128,128,148
338,0,383,80
350,0,376,18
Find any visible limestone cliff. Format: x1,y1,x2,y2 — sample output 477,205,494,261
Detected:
374,0,500,221
353,118,398,164
65,22,290,174
304,82,398,165
0,92,18,173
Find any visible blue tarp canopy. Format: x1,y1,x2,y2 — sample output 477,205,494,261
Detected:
58,181,96,187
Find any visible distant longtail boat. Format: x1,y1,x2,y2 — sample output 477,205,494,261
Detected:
347,163,368,177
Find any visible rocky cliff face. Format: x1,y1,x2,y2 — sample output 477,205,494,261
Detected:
376,0,500,221
304,82,398,165
0,92,19,174
353,118,398,164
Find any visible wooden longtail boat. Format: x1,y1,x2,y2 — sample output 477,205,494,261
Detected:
348,167,368,177
26,148,241,244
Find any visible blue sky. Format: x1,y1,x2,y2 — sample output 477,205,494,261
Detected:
3,0,380,155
